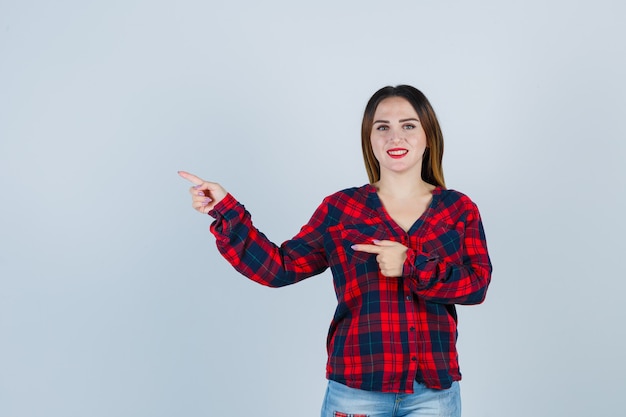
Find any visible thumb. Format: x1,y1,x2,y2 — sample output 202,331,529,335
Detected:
372,239,399,247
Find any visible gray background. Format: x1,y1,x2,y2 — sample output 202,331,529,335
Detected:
1,0,624,416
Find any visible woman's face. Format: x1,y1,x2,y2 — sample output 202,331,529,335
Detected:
370,96,428,179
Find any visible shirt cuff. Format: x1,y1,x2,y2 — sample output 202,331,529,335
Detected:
403,249,439,277
208,193,238,218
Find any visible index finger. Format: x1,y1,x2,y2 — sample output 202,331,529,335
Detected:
351,244,382,254
178,171,204,186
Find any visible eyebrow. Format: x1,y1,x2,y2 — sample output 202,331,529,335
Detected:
373,118,420,124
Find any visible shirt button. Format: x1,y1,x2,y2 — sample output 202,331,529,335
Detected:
406,295,412,301
410,327,415,332
411,356,417,361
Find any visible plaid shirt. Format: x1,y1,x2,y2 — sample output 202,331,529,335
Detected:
208,184,492,392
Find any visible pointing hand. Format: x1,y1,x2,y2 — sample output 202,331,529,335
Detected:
351,240,409,277
178,171,228,214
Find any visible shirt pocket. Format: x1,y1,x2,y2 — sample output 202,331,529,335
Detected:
339,222,388,265
421,220,464,263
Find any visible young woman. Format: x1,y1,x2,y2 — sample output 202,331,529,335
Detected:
179,85,492,417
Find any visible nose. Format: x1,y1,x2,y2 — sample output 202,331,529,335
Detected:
388,128,404,143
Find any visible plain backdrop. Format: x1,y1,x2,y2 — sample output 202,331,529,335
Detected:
1,1,625,416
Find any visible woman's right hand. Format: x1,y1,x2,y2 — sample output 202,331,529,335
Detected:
178,171,228,214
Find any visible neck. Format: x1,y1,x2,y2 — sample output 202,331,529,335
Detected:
375,171,434,199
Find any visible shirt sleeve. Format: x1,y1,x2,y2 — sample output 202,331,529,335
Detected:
208,193,329,287
401,201,492,305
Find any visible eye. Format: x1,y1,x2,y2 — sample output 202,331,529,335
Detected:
403,124,416,130
375,125,389,131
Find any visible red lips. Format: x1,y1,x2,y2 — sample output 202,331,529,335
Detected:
386,148,408,159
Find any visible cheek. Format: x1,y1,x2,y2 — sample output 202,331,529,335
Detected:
409,134,427,149
370,137,385,155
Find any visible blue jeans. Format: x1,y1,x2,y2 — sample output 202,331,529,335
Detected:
321,380,461,417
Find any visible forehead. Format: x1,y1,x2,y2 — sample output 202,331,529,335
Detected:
373,96,418,118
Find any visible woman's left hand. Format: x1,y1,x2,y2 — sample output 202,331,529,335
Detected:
351,240,408,277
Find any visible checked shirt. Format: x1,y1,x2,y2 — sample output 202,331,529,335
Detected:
208,184,492,393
